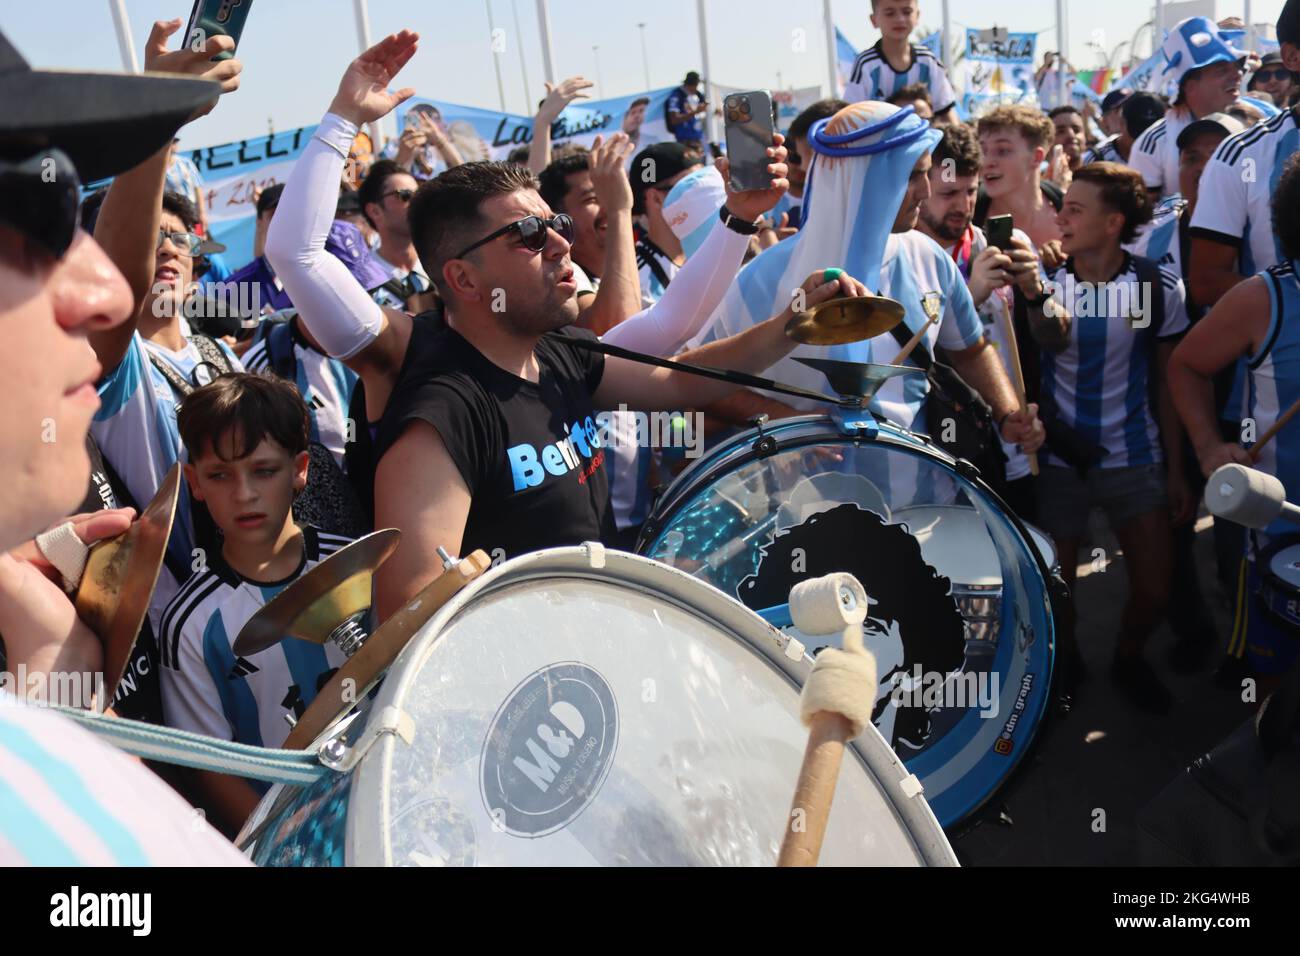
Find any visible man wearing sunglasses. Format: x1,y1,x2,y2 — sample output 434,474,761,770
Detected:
357,158,429,294
0,22,250,864
1248,51,1297,109
267,32,857,620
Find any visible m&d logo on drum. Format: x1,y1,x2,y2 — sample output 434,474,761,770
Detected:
480,662,618,838
993,738,1014,755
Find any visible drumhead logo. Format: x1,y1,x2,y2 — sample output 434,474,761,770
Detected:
480,662,618,838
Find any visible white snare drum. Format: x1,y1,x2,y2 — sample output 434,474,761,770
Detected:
240,546,957,867
894,505,1058,644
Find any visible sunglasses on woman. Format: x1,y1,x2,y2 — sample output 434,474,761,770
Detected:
0,148,81,260
454,213,574,259
1254,68,1292,83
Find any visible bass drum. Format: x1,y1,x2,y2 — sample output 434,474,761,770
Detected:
636,415,1057,829
238,546,957,866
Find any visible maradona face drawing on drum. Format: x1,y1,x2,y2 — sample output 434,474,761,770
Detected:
737,503,968,752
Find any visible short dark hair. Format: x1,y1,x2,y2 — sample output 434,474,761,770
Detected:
505,144,532,165
357,159,408,229
628,96,650,109
932,122,982,178
887,83,932,108
256,182,285,218
787,99,848,142
1048,105,1082,121
161,189,200,231
178,372,310,463
1273,152,1300,261
1072,162,1152,244
408,161,541,293
537,150,590,212
1122,91,1167,140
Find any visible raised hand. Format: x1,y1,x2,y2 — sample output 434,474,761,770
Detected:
588,132,635,215
143,18,242,121
328,30,420,127
716,134,791,222
538,76,595,125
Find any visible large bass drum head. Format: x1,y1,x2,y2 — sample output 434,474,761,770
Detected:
640,421,1055,829
347,548,954,866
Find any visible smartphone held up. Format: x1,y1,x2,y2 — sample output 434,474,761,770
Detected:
723,90,778,193
184,0,254,60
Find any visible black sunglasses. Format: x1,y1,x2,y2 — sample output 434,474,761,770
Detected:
0,148,81,260
383,188,416,203
454,213,573,259
1255,68,1292,82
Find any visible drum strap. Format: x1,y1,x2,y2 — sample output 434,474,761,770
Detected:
547,334,857,408
48,705,328,786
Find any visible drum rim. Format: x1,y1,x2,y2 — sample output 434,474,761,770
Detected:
635,417,1061,830
346,544,959,867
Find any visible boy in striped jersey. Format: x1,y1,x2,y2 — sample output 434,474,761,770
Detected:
1130,17,1250,201
1031,163,1194,712
160,373,353,830
1170,153,1300,688
844,1,956,123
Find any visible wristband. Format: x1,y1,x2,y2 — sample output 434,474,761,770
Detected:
719,206,760,236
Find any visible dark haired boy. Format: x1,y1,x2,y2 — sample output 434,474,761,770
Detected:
1029,162,1192,711
161,373,353,825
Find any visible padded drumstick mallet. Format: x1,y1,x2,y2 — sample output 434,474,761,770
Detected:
777,573,878,867
1249,395,1300,463
1204,463,1300,529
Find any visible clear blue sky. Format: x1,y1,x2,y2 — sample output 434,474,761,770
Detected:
0,0,1287,149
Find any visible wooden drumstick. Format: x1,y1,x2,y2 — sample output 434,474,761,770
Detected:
1249,395,1300,463
889,310,941,366
778,711,856,866
995,297,1039,476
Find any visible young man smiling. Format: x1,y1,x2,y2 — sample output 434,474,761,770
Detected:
975,105,1065,248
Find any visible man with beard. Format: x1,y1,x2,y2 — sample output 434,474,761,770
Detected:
265,31,862,619
914,123,1044,517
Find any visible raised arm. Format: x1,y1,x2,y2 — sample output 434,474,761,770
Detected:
265,31,421,411
527,77,593,175
89,18,235,372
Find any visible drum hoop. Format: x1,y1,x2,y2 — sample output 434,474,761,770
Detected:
345,545,958,867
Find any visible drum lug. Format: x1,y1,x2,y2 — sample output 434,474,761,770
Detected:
749,415,778,459
316,705,414,773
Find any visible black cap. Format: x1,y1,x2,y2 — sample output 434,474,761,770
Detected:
0,29,220,182
1122,92,1167,140
684,71,701,86
1100,88,1132,113
629,141,700,215
256,183,285,217
1280,0,1300,47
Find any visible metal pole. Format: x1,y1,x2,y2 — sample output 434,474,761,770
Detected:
593,45,604,97
486,0,508,112
1154,0,1164,48
109,0,138,73
1056,0,1068,107
823,0,839,97
536,0,557,85
1244,0,1255,52
697,0,717,146
942,0,952,72
511,0,533,114
638,22,652,90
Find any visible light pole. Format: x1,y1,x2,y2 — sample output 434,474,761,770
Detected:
511,0,532,112
638,22,651,90
486,0,508,112
593,45,604,97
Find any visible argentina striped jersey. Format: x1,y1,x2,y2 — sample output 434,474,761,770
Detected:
843,40,956,113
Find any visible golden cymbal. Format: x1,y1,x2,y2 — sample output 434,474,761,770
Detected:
75,465,181,704
233,529,400,658
282,550,492,750
785,294,906,346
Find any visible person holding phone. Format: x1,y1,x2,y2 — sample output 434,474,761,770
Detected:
383,103,464,180
666,71,708,146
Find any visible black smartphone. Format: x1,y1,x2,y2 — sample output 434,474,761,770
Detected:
986,214,1014,250
184,0,254,61
723,90,777,193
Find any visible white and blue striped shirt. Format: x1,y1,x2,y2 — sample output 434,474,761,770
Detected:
844,40,956,114
1082,134,1125,166
1127,194,1188,277
1040,257,1189,468
1130,110,1195,199
159,527,352,750
0,703,248,865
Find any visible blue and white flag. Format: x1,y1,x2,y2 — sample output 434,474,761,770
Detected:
835,26,859,96
960,29,1038,118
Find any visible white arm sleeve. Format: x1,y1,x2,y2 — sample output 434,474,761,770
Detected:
264,112,384,360
599,220,749,356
